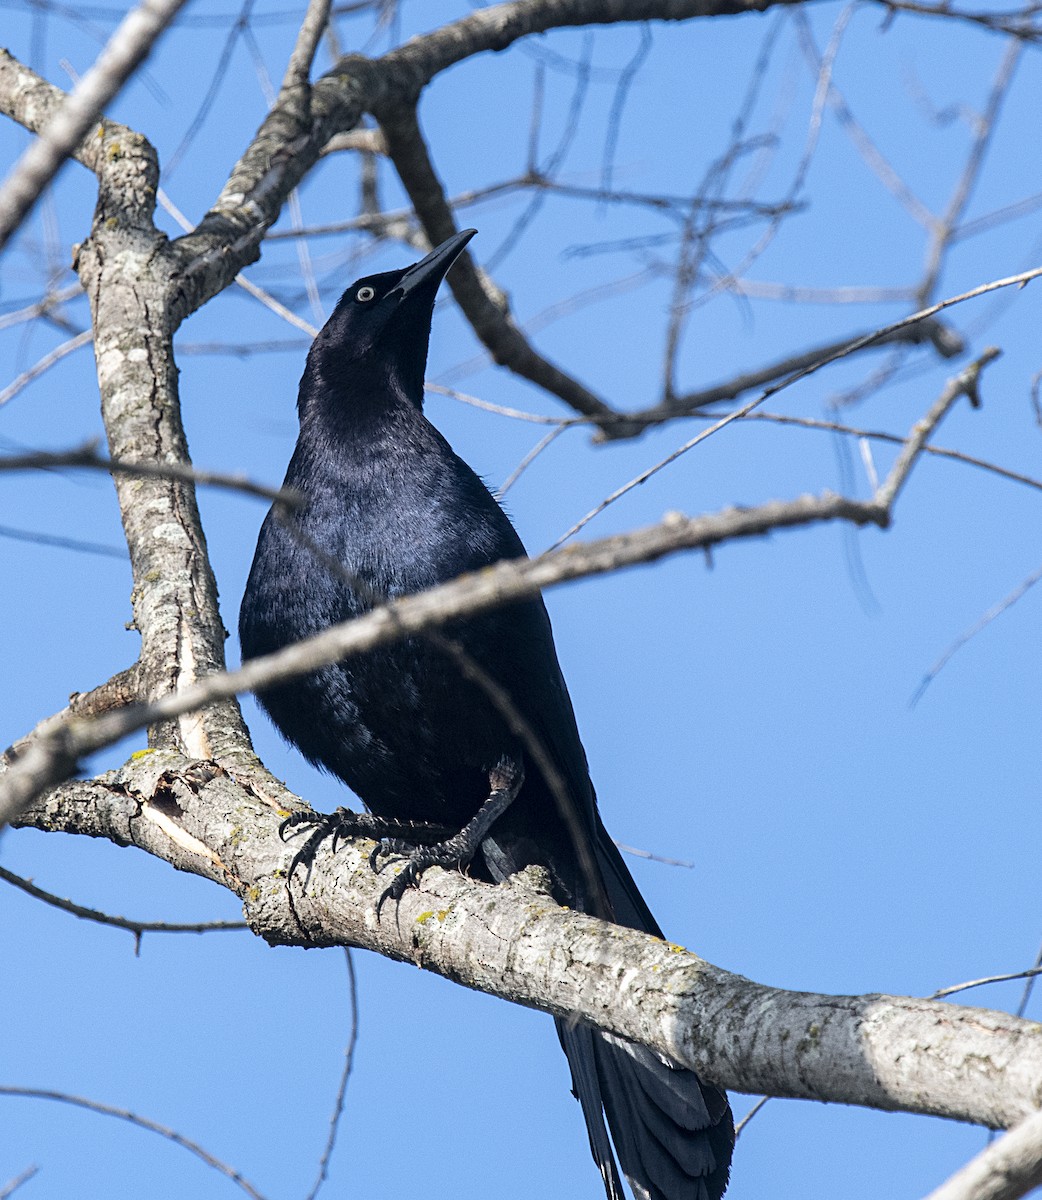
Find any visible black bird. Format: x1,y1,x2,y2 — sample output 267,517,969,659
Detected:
239,230,734,1200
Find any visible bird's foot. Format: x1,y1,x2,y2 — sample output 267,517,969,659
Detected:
373,756,524,916
280,807,451,888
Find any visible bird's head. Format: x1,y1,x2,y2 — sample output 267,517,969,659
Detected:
302,229,476,408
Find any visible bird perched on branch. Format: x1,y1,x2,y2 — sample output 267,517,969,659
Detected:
239,229,734,1200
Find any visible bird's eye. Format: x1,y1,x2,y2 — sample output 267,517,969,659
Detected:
356,286,376,302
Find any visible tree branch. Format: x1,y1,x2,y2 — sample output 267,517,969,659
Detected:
376,103,622,422
923,1110,1042,1200
11,751,1042,1131
0,0,188,250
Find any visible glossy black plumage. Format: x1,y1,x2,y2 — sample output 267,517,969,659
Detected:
239,230,734,1200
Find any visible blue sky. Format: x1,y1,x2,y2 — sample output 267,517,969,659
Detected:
2,2,1041,1198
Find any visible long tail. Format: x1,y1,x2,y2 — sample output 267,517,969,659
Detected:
557,819,734,1200
557,1020,732,1200
485,807,734,1199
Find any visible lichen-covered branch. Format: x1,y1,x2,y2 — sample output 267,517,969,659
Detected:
12,750,1042,1131
0,0,187,249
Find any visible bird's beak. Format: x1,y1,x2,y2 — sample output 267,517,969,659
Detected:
395,229,476,299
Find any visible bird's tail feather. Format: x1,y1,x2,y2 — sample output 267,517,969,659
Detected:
483,807,734,1199
566,815,734,1200
557,1015,733,1200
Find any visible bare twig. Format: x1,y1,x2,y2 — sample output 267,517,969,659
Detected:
284,0,332,89
0,523,126,559
874,347,999,510
550,397,766,547
0,0,188,250
302,949,358,1200
0,329,93,409
917,38,1022,305
0,866,247,947
875,1,1042,44
0,282,83,331
165,0,253,178
616,270,1026,439
0,1087,270,1200
912,558,1042,705
931,967,1042,1001
1015,938,1042,1021
734,1095,771,1137
796,12,934,228
613,841,694,869
499,425,571,494
375,103,622,424
157,189,322,337
0,441,300,506
3,664,141,765
729,411,1042,498
0,1165,38,1200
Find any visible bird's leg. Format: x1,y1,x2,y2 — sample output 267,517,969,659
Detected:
280,807,453,888
373,756,524,914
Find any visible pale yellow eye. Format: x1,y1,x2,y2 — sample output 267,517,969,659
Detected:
356,286,376,302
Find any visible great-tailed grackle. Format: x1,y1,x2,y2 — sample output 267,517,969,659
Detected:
239,230,734,1200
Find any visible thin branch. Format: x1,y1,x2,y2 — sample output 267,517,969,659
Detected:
734,1096,771,1137
0,522,126,558
613,269,1031,439
376,103,622,424
613,841,694,869
0,1087,270,1200
730,411,1042,498
302,949,358,1200
437,386,1042,512
164,0,252,178
874,347,999,510
0,441,300,506
953,190,1042,243
0,1166,38,1200
0,328,93,409
796,11,935,229
0,865,247,947
425,381,570,425
912,558,1042,705
157,188,321,337
0,0,188,250
1015,938,1042,1021
499,425,571,494
0,281,83,331
875,1,1042,44
552,346,995,549
917,38,1022,306
3,664,141,764
655,313,962,427
600,23,652,193
283,0,331,89
551,398,766,548
931,967,1042,1001
922,1109,1042,1200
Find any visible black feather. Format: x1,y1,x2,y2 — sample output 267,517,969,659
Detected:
239,231,734,1200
